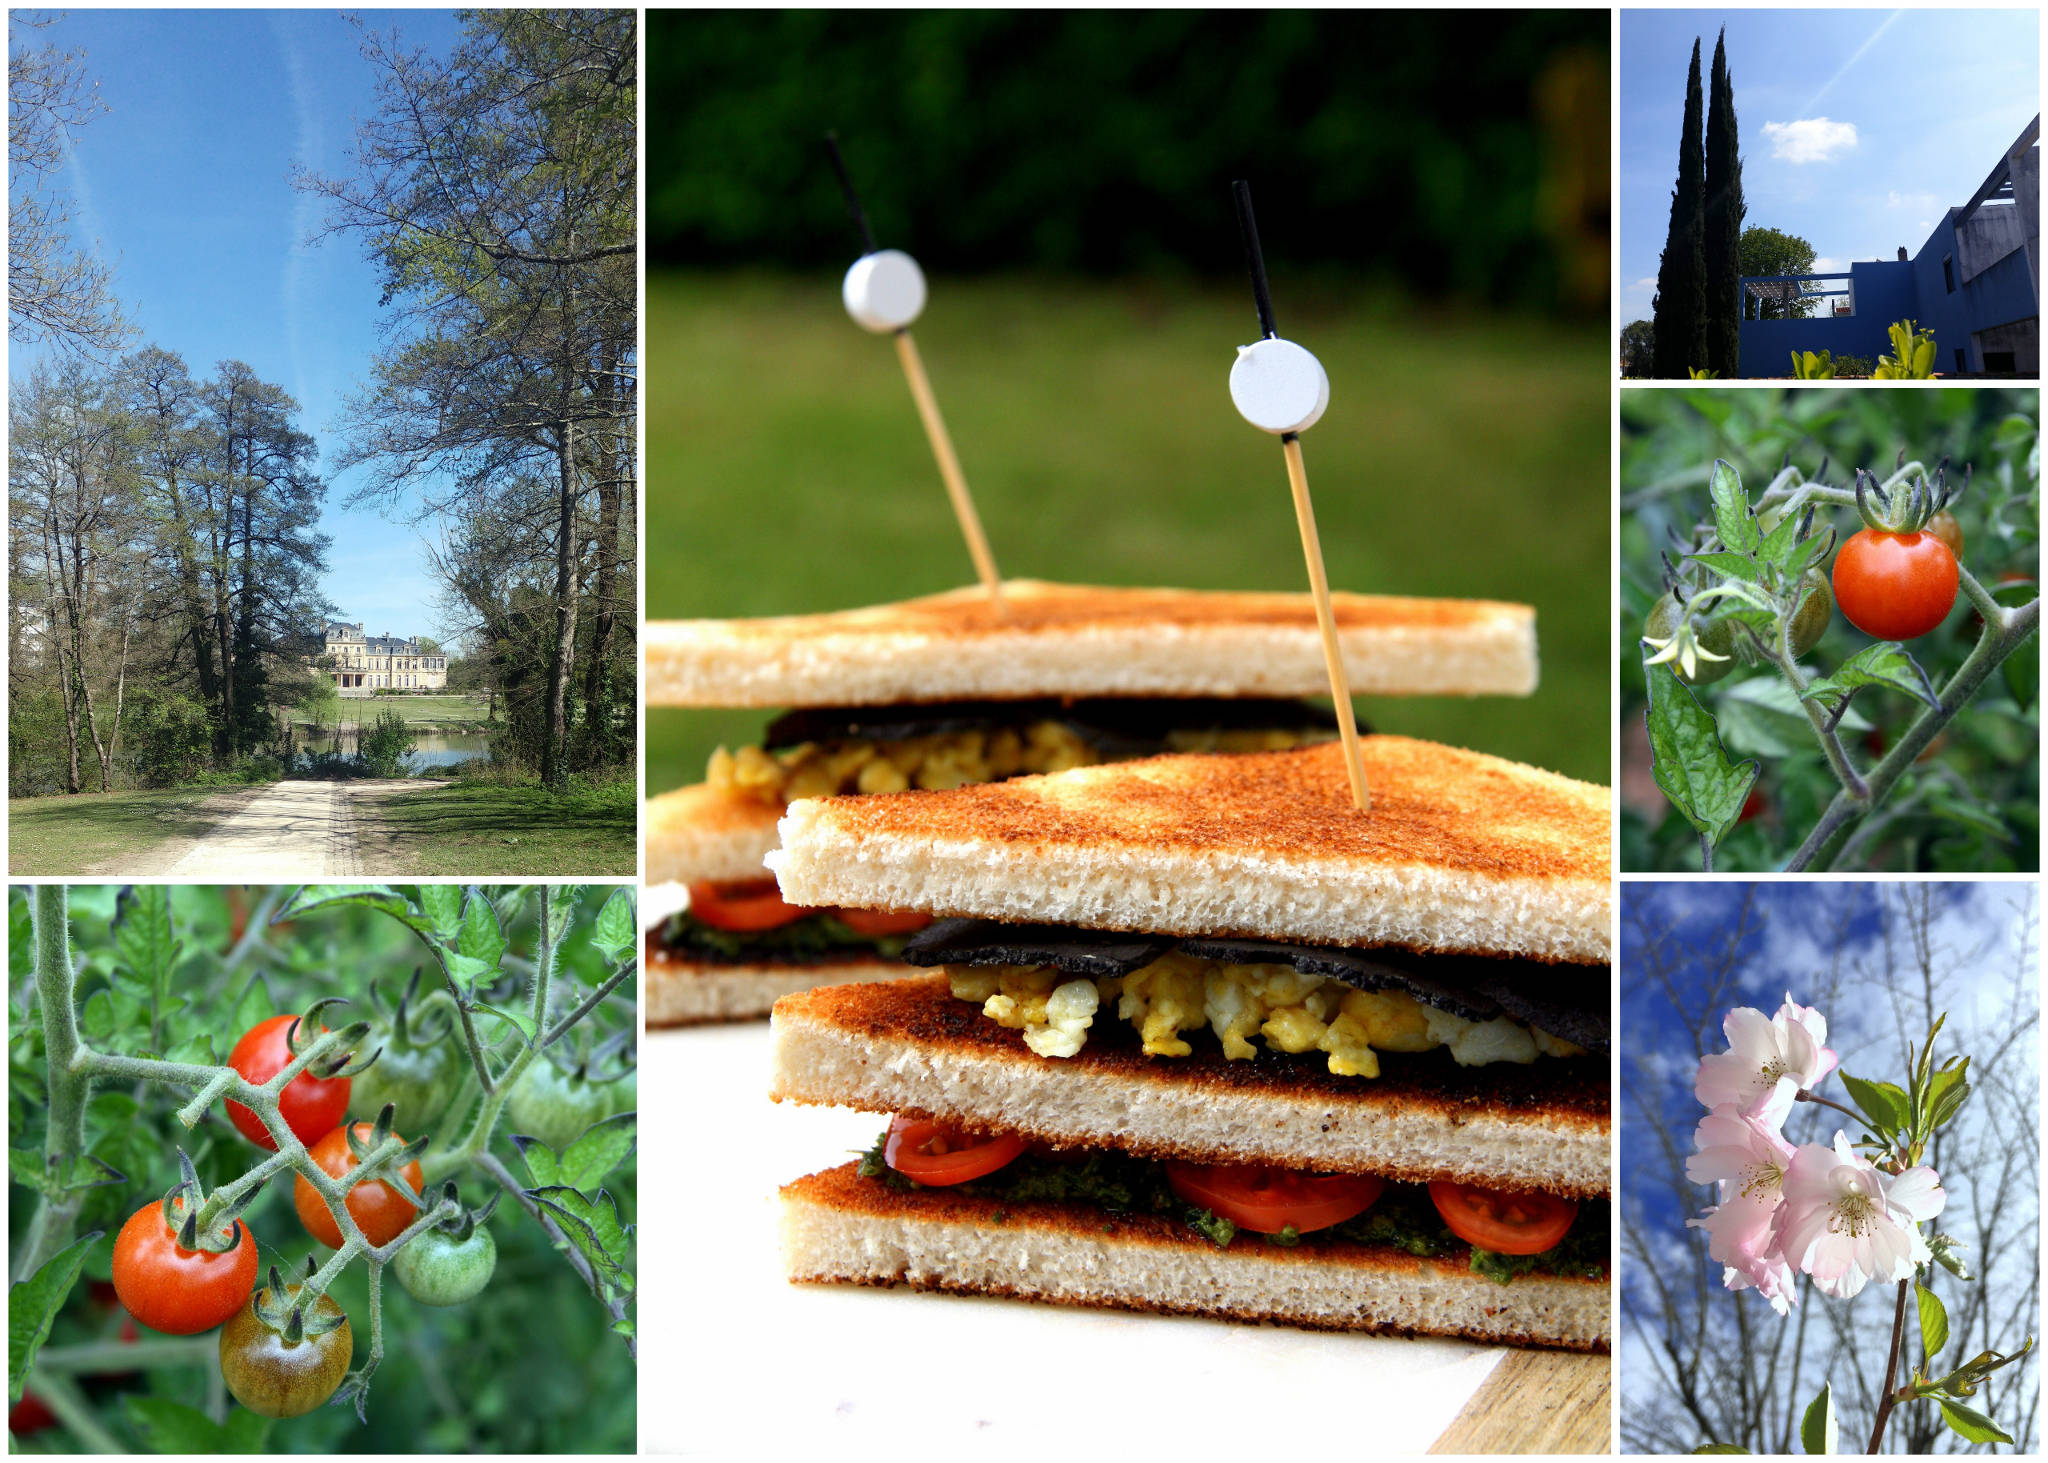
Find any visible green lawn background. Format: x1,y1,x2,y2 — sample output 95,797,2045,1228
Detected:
648,272,1610,792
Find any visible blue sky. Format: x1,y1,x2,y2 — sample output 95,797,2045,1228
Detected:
1620,9,2039,324
10,9,468,646
1619,882,2039,1447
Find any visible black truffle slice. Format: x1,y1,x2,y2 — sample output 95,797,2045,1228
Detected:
901,918,1174,978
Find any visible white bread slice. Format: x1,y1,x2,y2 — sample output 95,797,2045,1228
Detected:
782,1163,1609,1351
771,976,1609,1196
647,580,1538,707
771,737,1612,965
645,783,780,886
646,950,912,1026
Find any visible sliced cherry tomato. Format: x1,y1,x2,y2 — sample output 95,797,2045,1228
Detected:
685,879,804,932
882,1115,1026,1185
1428,1180,1578,1255
833,908,933,938
1164,1162,1385,1235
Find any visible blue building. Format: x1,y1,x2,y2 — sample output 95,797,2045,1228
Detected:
1737,117,2038,377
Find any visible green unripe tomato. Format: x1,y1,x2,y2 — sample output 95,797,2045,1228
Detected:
350,1038,462,1131
392,1226,496,1308
1788,568,1833,658
218,1287,352,1420
506,1061,618,1153
1643,593,1736,685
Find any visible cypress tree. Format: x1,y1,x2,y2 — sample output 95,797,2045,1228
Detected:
1651,39,1708,378
1704,29,1746,375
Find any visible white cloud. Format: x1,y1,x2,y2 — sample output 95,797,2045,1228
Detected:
1887,189,1939,212
1762,117,1859,164
1625,275,1656,301
1810,257,1845,274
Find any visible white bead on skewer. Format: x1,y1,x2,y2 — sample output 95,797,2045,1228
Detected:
842,248,927,333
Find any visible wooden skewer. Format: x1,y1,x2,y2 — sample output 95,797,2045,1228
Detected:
893,328,1004,606
1281,434,1368,812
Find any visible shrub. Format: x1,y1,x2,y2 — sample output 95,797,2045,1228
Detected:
124,692,215,788
359,709,419,778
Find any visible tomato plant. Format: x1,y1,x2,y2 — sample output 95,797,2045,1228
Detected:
9,884,639,1450
1622,389,2039,873
347,969,465,1131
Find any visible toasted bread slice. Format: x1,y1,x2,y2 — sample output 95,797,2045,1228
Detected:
647,580,1538,707
783,1163,1609,1350
645,783,780,886
772,737,1612,966
646,947,912,1026
771,976,1609,1196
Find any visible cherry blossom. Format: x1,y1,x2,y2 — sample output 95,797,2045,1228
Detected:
1777,1132,1947,1299
1694,993,1839,1127
1686,1107,1801,1312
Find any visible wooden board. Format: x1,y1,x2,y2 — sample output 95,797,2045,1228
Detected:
1429,1349,1612,1454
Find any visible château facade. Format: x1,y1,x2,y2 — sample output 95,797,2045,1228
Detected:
322,621,448,696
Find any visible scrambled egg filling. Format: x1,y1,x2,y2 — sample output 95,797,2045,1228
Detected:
708,724,1325,804
946,953,1586,1077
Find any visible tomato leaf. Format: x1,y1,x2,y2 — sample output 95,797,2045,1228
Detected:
471,1000,536,1043
1644,660,1758,845
513,1135,562,1189
528,1184,635,1299
276,885,435,942
2003,632,2038,712
591,887,636,966
124,1395,272,1452
1798,643,1941,714
1917,1281,1950,1361
113,885,183,1023
557,1111,637,1190
457,890,507,975
1838,1073,1910,1139
8,1231,100,1404
1800,1382,1837,1454
1939,1400,2014,1446
415,884,463,940
545,885,584,950
1685,550,1760,583
1709,459,1759,553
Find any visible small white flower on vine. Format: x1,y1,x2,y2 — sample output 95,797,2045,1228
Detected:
1643,621,1731,683
1694,994,1838,1128
1777,1132,1946,1299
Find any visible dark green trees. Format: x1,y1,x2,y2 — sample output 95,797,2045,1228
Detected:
1652,39,1707,378
1703,30,1746,376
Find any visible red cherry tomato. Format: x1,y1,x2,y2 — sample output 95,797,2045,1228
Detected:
110,1201,259,1334
293,1123,424,1248
1164,1162,1386,1235
834,908,934,938
1832,529,1959,641
1428,1180,1578,1255
882,1115,1026,1186
9,1392,55,1436
226,1014,351,1150
685,879,804,932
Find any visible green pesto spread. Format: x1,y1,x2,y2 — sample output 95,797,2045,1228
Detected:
855,1131,1608,1286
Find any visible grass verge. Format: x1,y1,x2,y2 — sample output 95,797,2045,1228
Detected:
8,786,262,875
353,777,636,876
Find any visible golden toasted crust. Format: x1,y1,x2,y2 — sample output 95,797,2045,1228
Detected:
644,782,782,886
645,943,913,1026
647,580,1538,706
771,975,1611,1196
771,738,1613,964
782,1163,1609,1350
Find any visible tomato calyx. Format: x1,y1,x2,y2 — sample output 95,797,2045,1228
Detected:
286,997,377,1081
1853,460,1960,537
342,1105,432,1203
158,1149,258,1254
414,1179,498,1244
251,1262,348,1343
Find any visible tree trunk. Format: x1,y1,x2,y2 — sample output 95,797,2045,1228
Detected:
581,448,620,769
105,595,133,788
66,528,112,792
41,511,81,795
541,416,580,792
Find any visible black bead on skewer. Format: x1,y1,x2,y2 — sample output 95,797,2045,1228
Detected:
1232,179,1279,341
822,131,878,254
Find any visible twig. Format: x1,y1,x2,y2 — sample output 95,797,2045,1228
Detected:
1867,1278,1911,1452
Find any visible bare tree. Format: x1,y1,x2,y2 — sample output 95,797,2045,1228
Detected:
8,15,131,355
1621,884,2039,1454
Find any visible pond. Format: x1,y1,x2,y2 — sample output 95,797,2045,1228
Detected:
302,730,492,774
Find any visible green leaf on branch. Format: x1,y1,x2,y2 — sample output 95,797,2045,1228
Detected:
529,1184,635,1298
546,885,584,949
1708,459,1760,553
441,952,498,998
1800,1382,1837,1455
124,1395,273,1452
276,885,435,942
1644,661,1759,845
9,1231,100,1404
1917,1282,1950,1361
1798,643,1942,715
416,884,462,939
473,1001,536,1043
592,887,636,965
1938,1400,2014,1445
1925,1058,1971,1131
558,1112,636,1190
1838,1073,1910,1139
